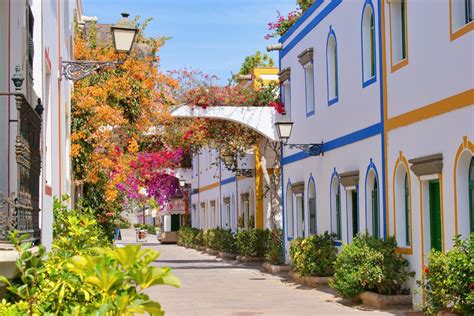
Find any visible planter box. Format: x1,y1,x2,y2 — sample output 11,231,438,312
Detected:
219,252,238,260
289,270,332,287
262,262,291,274
236,255,265,263
359,291,412,309
205,248,219,256
197,246,207,252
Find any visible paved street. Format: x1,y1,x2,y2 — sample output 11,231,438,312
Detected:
136,243,405,316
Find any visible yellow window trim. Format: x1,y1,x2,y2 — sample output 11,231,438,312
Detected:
388,0,409,73
449,0,474,41
392,151,413,255
453,136,474,235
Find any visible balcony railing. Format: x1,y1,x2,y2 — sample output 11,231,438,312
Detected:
0,92,41,244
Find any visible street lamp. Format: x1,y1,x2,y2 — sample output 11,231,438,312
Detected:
274,121,324,156
275,121,294,144
111,13,138,53
61,13,138,81
179,176,186,188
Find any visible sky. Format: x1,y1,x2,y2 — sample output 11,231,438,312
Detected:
82,0,295,84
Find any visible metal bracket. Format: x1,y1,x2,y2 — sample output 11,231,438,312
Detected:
61,60,123,81
286,141,324,156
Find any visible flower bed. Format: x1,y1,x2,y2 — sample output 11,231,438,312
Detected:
262,262,291,274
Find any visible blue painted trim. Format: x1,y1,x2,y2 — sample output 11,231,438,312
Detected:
221,176,236,186
329,168,340,238
307,173,317,235
364,159,380,238
333,240,342,247
279,0,324,44
304,61,316,117
377,0,387,240
282,123,382,166
286,179,294,240
361,0,377,88
356,185,360,234
328,96,339,106
280,142,286,259
326,25,339,106
362,76,377,88
280,0,342,59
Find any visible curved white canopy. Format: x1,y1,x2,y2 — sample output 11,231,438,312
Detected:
169,105,282,142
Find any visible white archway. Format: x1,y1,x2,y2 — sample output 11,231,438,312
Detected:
170,105,281,141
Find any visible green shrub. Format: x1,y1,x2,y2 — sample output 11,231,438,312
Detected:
178,227,201,247
194,229,205,247
265,229,284,265
419,234,474,315
205,228,223,250
290,232,337,276
236,229,270,257
0,196,180,315
220,229,238,253
289,237,303,267
330,234,414,298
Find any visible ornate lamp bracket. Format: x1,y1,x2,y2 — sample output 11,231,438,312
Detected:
61,60,123,81
286,142,324,156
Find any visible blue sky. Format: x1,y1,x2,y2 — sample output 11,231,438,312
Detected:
82,0,295,84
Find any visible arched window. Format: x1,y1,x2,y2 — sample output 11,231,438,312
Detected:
308,179,317,235
372,178,379,237
326,28,339,105
404,174,411,245
470,157,474,233
366,166,379,238
286,185,294,238
362,2,376,84
454,144,473,238
331,176,342,240
394,161,411,247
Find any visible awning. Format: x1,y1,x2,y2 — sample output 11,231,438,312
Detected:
160,198,186,215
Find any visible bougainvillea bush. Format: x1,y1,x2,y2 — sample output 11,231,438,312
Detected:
265,0,315,40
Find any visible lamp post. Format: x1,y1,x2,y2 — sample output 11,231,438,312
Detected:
179,175,186,188
61,13,138,81
274,120,324,156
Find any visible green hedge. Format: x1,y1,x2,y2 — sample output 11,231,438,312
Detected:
290,232,337,277
330,234,414,298
178,227,275,258
236,229,270,257
265,229,284,265
419,234,473,315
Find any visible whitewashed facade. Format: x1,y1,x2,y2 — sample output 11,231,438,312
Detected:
0,0,79,251
277,0,473,306
190,148,257,232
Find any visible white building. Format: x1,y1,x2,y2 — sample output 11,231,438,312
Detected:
187,68,280,232
0,0,79,255
276,0,473,305
190,147,257,232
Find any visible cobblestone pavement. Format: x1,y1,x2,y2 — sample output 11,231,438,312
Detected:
135,243,407,316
